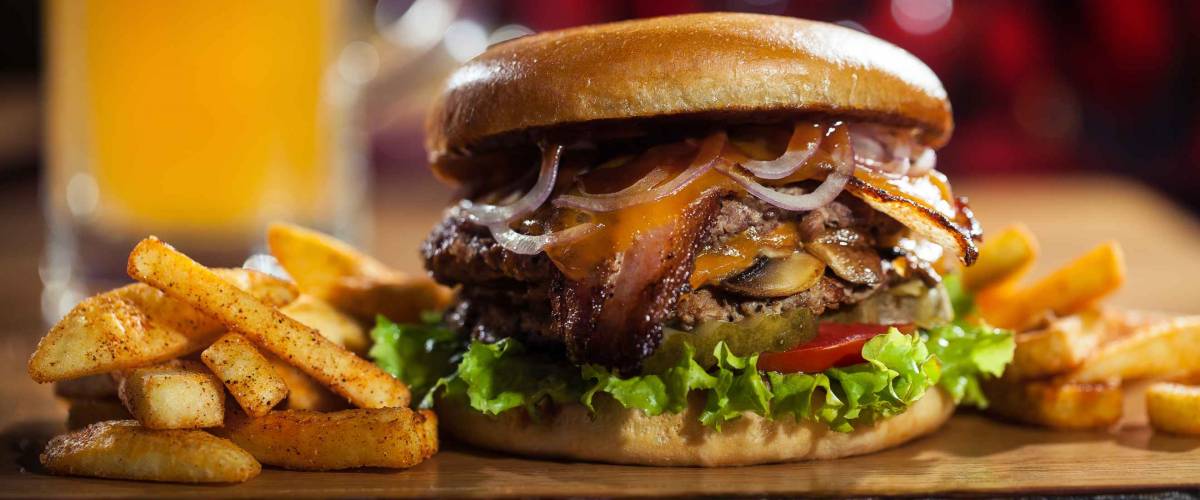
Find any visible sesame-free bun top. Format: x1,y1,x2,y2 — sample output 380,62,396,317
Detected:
426,12,952,180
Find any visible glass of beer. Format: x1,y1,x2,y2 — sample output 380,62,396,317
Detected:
42,0,369,323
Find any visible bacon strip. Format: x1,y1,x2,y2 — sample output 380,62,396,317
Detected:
845,178,979,265
551,192,722,372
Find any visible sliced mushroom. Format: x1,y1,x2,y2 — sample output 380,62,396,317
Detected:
718,252,826,298
805,228,883,286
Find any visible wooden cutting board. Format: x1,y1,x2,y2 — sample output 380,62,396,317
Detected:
3,175,1200,497
3,412,1199,498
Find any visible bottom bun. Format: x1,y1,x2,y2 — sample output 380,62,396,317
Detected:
437,388,953,466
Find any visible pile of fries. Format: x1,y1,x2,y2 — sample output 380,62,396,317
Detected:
29,224,450,483
966,225,1200,434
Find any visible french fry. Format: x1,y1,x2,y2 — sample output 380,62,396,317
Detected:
211,267,300,308
266,223,393,299
1167,371,1200,385
201,333,289,417
28,285,215,383
268,354,352,411
1146,383,1200,436
127,237,410,409
65,398,131,430
215,408,438,471
282,295,369,354
41,420,260,483
1064,315,1200,383
981,241,1126,331
982,378,1123,430
54,374,119,400
117,360,225,429
28,268,296,383
267,222,451,324
328,275,453,325
1006,309,1107,380
963,224,1038,292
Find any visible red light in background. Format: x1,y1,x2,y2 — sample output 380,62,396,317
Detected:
511,0,621,31
1084,0,1173,101
980,2,1049,90
890,0,952,35
632,0,701,18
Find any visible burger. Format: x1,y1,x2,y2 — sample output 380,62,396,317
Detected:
372,12,1014,466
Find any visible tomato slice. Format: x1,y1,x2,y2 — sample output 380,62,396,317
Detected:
757,323,914,374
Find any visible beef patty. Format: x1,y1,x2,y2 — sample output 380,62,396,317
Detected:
422,193,902,369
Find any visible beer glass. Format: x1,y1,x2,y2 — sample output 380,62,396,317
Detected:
43,0,369,323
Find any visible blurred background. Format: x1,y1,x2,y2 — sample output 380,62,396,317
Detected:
0,0,1199,330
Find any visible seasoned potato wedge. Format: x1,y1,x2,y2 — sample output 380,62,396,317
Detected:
127,237,410,408
266,223,393,299
267,222,451,324
281,295,369,354
117,360,224,429
1146,383,1200,436
54,374,119,400
66,398,131,430
267,354,352,411
211,267,300,308
983,378,1123,430
328,275,453,325
981,241,1126,330
1006,309,1107,380
201,333,289,417
29,268,297,383
1065,316,1200,383
29,285,215,383
216,408,438,470
41,420,260,483
963,224,1038,292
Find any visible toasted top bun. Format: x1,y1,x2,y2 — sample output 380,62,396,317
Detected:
426,12,952,180
437,388,953,466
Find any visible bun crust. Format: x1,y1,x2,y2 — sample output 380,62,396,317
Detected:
426,13,952,176
437,388,953,466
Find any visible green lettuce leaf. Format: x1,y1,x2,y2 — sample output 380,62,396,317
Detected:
661,343,719,413
581,366,669,415
923,321,1015,408
699,343,772,429
768,371,840,425
581,342,717,416
774,329,937,431
386,295,1014,430
439,338,583,415
942,273,976,319
425,328,950,432
368,314,459,398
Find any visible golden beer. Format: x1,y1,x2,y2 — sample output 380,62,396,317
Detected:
44,0,364,320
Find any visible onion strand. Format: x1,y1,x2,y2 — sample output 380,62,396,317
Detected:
468,122,932,257
715,123,854,212
463,143,563,225
487,221,602,255
552,132,726,212
578,167,671,198
739,122,825,179
848,123,936,177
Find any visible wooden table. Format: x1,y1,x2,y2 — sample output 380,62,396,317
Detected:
3,174,1200,497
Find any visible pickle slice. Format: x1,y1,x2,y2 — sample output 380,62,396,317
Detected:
822,280,952,328
647,308,817,373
